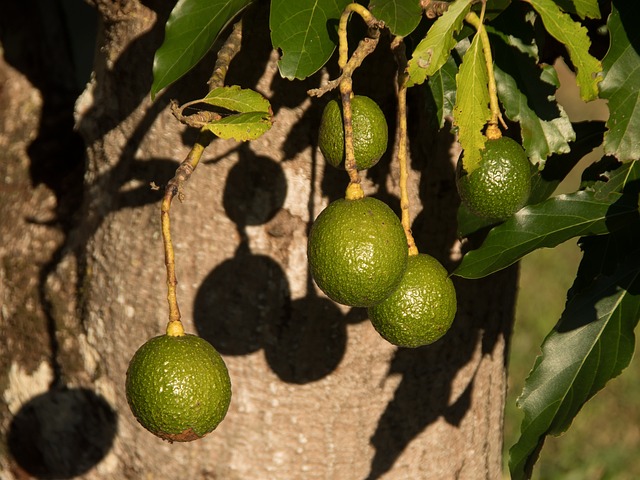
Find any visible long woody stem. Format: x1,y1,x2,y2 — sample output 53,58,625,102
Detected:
162,133,211,336
336,4,383,199
161,20,244,336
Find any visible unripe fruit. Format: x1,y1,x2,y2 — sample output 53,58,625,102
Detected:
456,136,531,221
318,95,388,170
307,197,408,307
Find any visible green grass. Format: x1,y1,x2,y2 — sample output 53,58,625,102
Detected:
504,241,640,479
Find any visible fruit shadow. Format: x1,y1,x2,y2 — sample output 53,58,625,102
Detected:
7,387,118,480
2,0,238,474
193,145,357,384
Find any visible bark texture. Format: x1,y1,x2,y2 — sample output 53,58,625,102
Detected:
1,1,517,479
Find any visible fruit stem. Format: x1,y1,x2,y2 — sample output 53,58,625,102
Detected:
345,182,365,200
162,132,212,336
391,36,418,256
339,77,361,189
465,5,504,138
335,4,384,193
160,22,244,337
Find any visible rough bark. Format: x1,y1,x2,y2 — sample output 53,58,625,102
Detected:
1,1,517,479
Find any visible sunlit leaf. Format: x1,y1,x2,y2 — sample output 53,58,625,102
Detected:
203,111,272,141
552,0,601,19
453,191,639,279
524,0,602,101
201,86,271,113
453,31,490,173
406,0,474,87
151,0,253,99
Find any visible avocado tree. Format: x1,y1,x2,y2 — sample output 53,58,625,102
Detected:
1,0,638,479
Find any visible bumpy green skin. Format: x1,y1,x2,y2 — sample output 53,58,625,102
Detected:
318,95,388,170
307,197,408,307
126,334,231,442
368,254,457,348
456,136,532,221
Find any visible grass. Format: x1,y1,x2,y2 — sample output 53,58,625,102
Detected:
503,240,640,479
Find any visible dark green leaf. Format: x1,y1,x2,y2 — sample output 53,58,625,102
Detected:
270,0,351,80
529,121,606,203
369,0,422,37
453,190,639,279
151,0,253,99
406,0,474,87
490,28,575,166
424,54,458,129
509,249,640,480
456,201,498,238
600,3,640,161
552,0,601,19
476,0,513,21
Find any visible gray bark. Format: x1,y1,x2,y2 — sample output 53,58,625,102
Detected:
1,1,517,479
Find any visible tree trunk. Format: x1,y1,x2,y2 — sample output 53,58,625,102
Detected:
1,2,517,479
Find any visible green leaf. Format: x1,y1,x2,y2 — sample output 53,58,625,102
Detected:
203,112,272,141
151,0,253,99
369,0,422,37
528,121,606,203
453,31,490,173
201,86,271,113
592,159,640,198
478,0,513,21
524,0,602,101
453,189,639,279
509,250,640,480
270,0,351,80
424,54,458,128
406,0,474,87
600,4,640,162
490,29,575,166
552,0,601,19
